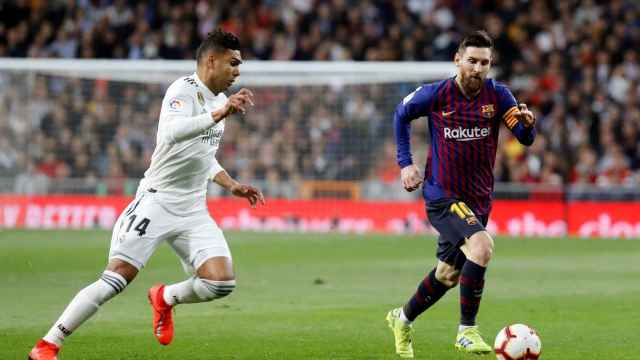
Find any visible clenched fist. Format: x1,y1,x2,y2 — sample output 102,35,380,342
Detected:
516,103,535,128
401,164,423,192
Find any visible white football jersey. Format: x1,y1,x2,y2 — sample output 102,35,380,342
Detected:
138,72,228,214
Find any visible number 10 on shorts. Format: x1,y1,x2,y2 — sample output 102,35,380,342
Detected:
450,202,475,219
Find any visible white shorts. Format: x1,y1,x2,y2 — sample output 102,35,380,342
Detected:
108,190,231,273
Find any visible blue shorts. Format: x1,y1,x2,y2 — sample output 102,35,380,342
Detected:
426,198,488,270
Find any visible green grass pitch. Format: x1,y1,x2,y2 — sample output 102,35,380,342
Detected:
1,230,639,359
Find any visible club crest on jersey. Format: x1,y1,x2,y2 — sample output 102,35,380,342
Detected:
169,98,183,110
197,92,205,106
481,104,495,118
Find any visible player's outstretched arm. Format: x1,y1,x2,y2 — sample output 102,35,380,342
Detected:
212,170,265,208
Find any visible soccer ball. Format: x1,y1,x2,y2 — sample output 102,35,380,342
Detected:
494,324,542,360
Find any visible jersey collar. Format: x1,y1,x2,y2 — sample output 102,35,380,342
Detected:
193,72,217,99
452,76,484,100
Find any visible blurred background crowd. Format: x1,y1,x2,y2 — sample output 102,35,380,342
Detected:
0,0,639,198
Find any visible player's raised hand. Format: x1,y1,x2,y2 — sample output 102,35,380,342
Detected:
401,164,423,192
230,183,265,208
224,88,255,116
515,103,535,128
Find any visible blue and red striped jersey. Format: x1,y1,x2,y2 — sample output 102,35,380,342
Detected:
394,77,536,216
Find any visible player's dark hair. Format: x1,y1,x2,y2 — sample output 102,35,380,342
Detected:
458,30,493,53
196,29,240,64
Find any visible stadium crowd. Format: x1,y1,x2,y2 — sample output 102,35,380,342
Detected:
0,0,639,198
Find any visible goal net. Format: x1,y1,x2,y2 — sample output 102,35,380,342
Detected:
0,59,454,200
2,59,638,237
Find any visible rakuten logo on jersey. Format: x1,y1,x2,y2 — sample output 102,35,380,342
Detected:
443,127,490,141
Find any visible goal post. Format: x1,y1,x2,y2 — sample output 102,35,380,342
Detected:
0,58,455,201
1,59,638,237
0,58,454,86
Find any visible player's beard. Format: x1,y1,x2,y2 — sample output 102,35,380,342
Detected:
461,73,484,96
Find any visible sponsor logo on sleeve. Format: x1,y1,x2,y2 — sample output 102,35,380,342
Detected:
402,86,422,105
169,98,183,110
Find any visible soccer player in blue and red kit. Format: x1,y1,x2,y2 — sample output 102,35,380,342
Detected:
385,31,536,358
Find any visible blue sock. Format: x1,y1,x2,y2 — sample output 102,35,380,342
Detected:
403,268,450,321
459,260,486,326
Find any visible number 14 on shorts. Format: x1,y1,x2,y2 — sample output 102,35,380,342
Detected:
124,214,151,237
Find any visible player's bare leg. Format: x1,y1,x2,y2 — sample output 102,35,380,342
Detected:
29,260,138,360
455,231,493,354
149,256,235,345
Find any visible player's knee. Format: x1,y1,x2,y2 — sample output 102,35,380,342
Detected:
199,271,235,282
467,233,494,265
440,272,460,288
106,259,139,283
443,272,460,287
469,244,493,265
480,240,494,263
196,256,234,281
435,267,460,288
193,277,236,301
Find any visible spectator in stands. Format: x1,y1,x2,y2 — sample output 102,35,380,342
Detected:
0,0,638,196
14,157,49,194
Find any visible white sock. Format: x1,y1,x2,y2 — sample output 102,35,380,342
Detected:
163,278,200,305
192,278,236,301
458,324,477,333
43,271,127,347
164,277,236,305
399,309,412,325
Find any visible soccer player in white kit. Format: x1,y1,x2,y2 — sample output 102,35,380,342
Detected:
28,29,264,360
